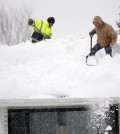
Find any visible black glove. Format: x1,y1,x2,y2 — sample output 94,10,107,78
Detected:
89,49,95,56
44,35,50,39
89,52,94,56
89,32,94,36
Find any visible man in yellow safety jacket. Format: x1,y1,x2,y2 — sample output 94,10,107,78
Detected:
28,17,55,43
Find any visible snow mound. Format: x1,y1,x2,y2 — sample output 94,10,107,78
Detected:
0,36,120,99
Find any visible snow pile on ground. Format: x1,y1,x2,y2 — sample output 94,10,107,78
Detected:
0,35,120,99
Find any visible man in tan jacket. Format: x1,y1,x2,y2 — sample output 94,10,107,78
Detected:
89,16,117,57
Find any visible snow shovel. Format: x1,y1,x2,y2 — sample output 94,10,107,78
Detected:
86,35,98,66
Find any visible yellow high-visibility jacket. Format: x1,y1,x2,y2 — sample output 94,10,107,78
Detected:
31,20,52,39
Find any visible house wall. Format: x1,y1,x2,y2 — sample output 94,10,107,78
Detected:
0,108,8,134
0,108,4,134
0,99,119,134
119,104,120,134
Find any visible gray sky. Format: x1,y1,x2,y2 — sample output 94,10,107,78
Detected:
1,0,120,38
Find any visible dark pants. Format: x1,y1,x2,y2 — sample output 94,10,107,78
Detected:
31,31,44,43
90,43,112,57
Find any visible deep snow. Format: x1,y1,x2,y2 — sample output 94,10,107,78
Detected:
0,35,120,99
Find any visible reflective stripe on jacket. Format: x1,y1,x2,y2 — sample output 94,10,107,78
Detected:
32,20,52,39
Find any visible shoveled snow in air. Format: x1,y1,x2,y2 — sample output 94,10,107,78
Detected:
0,35,120,99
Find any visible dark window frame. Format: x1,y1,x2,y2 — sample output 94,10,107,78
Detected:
8,105,119,134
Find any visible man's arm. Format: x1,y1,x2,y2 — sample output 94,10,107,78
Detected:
89,28,96,36
109,26,117,46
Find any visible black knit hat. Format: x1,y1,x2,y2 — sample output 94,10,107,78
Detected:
47,17,55,24
28,19,33,25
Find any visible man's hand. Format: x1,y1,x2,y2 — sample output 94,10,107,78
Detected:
44,35,50,39
89,32,94,36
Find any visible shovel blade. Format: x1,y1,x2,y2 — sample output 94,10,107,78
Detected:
86,55,98,66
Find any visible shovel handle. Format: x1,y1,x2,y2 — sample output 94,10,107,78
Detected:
90,35,93,53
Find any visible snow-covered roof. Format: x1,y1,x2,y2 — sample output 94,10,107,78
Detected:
0,97,119,107
0,36,120,100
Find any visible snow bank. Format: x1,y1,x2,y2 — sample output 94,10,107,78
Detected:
0,35,120,99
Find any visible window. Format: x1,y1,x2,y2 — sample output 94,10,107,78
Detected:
8,105,119,134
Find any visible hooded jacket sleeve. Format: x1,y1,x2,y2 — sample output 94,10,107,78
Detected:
90,28,96,34
107,25,117,45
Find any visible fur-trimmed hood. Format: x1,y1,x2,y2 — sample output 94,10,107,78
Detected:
93,16,104,27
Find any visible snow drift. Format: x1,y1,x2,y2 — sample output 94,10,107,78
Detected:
0,35,120,99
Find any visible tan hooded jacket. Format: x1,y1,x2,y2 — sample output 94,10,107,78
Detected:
91,16,117,48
